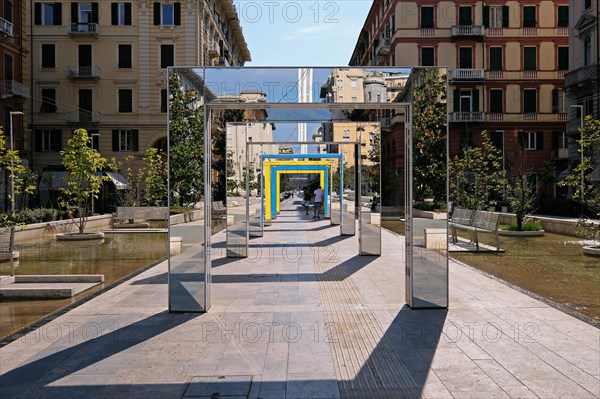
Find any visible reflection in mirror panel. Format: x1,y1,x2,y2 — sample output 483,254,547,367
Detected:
359,122,382,256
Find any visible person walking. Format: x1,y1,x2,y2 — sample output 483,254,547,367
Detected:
313,186,323,218
302,187,311,215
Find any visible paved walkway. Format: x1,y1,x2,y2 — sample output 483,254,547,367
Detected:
0,200,599,398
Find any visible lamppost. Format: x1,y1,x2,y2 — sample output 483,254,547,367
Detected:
8,111,24,213
570,105,585,207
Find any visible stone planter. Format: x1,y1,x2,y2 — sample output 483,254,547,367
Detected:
56,232,105,241
498,229,545,237
582,246,600,257
413,209,447,220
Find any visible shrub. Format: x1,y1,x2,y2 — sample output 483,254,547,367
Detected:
503,221,543,231
0,208,61,227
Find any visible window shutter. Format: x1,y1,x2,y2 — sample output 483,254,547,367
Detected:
132,130,139,152
536,132,544,150
453,89,460,112
35,130,42,151
54,3,62,25
125,3,132,25
153,2,161,25
174,2,181,25
552,131,560,149
112,130,119,151
91,3,98,23
482,6,489,27
34,3,42,25
517,131,525,148
111,3,118,25
71,3,78,23
472,89,479,112
55,130,62,151
552,89,558,113
502,6,509,28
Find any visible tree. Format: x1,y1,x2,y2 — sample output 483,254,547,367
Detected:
559,115,600,244
141,148,167,206
212,109,244,203
60,128,108,234
169,73,204,207
0,127,36,216
411,68,447,204
505,149,537,231
449,131,506,210
111,156,140,207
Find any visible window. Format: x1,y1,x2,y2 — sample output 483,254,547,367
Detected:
585,0,592,10
557,6,568,27
4,0,13,23
489,47,502,70
34,2,62,25
553,131,567,150
421,47,434,66
584,36,592,66
41,44,55,68
459,47,472,68
526,173,538,193
89,130,100,151
491,131,504,150
154,2,181,26
342,129,350,141
352,96,358,103
584,96,594,116
112,129,139,151
420,6,434,28
118,44,132,68
460,132,473,150
489,6,502,28
490,89,503,113
523,89,537,113
458,6,472,26
523,6,536,27
118,89,133,113
72,3,98,24
40,88,57,113
160,44,174,68
4,54,12,80
111,3,132,25
484,5,509,28
351,80,357,89
161,89,168,113
552,88,567,113
460,89,473,112
523,47,537,70
522,131,538,150
557,47,568,70
35,129,61,152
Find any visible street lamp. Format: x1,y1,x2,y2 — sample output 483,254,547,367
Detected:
569,105,584,205
8,111,24,213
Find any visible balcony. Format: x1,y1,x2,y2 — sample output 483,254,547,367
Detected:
450,25,484,39
552,148,569,160
208,41,220,58
522,27,537,36
565,65,599,88
1,80,29,98
451,112,484,122
66,111,101,123
375,38,391,56
66,66,101,79
486,113,569,124
450,69,484,81
67,23,99,35
0,17,13,37
217,57,230,67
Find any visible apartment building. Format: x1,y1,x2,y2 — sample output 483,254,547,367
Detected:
25,0,250,178
350,0,570,197
565,0,599,164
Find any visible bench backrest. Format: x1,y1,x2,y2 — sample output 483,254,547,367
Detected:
116,207,169,220
451,208,474,225
0,227,15,253
472,210,500,231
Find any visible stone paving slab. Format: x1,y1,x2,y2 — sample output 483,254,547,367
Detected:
0,200,598,399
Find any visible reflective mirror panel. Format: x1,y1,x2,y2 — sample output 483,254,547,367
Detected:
248,143,264,238
226,122,249,257
359,122,382,256
339,143,356,236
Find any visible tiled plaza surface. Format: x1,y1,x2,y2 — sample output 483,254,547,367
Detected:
0,200,598,398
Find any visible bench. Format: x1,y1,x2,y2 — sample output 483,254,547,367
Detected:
0,227,18,275
450,208,500,251
212,201,227,218
113,207,169,228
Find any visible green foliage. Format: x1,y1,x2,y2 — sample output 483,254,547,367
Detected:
142,148,167,206
60,128,108,233
169,205,195,215
0,208,61,227
449,131,506,210
332,163,353,192
411,68,448,203
212,109,244,202
0,127,37,216
169,73,205,207
363,129,381,194
111,156,140,207
503,221,542,231
559,115,600,244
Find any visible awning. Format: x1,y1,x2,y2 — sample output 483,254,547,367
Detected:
39,171,128,190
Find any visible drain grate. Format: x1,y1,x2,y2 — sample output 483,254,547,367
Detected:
182,375,252,398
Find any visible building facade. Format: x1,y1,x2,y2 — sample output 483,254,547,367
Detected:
351,0,570,198
24,0,250,179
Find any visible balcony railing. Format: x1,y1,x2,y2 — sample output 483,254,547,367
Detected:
66,111,101,123
522,27,537,36
375,38,391,56
1,80,29,97
485,113,568,123
523,113,537,122
487,27,503,37
450,25,484,37
450,69,484,80
523,70,537,79
67,23,99,35
420,28,434,37
557,27,568,36
66,66,101,79
565,65,599,87
217,56,230,67
451,112,484,122
0,17,13,37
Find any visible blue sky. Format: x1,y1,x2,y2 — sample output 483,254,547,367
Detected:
236,1,373,66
